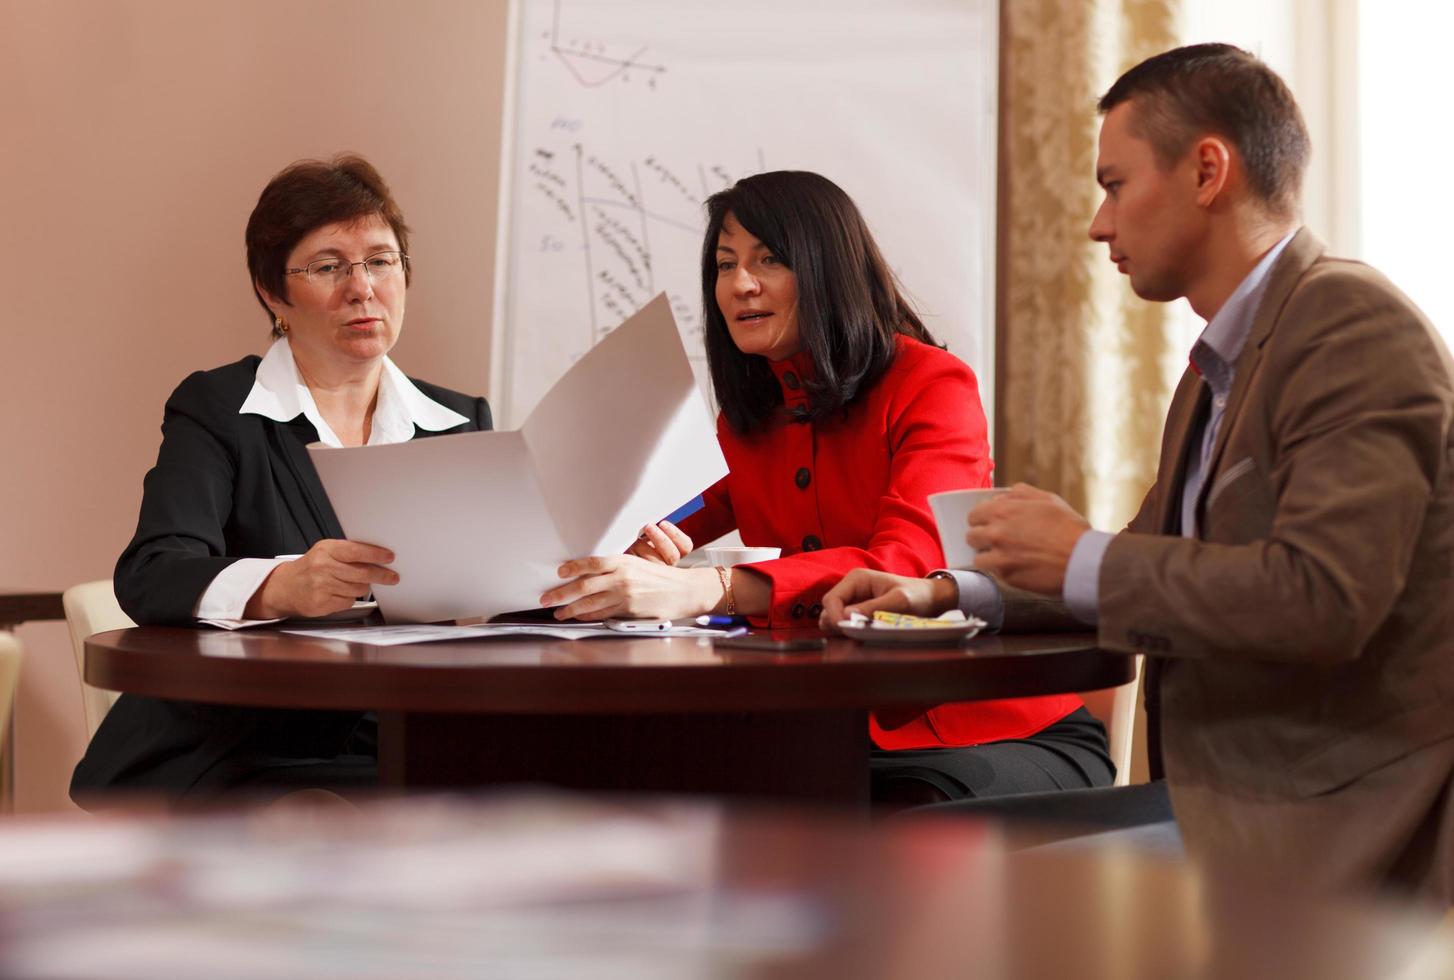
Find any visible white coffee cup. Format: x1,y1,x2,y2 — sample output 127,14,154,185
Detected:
703,546,781,567
929,488,1010,569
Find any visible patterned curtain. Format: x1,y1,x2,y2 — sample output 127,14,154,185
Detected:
997,0,1183,529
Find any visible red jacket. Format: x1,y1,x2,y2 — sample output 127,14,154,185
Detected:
678,336,1081,750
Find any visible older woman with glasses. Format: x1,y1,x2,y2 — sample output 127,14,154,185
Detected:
71,154,491,806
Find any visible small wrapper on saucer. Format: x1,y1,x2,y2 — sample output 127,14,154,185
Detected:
868,609,967,629
844,610,968,630
837,608,986,645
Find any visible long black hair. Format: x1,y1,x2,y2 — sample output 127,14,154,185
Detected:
701,171,937,434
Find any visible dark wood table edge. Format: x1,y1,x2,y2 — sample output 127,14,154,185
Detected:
85,627,1136,715
0,591,66,628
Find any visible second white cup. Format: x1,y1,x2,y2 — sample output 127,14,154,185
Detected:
928,488,1010,569
703,546,781,567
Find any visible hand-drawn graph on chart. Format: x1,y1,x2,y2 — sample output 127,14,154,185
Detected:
539,0,667,89
499,0,999,431
525,137,764,359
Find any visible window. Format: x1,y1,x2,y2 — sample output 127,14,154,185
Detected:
1358,2,1454,347
1177,1,1451,350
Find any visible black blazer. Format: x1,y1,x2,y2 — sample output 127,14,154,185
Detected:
71,355,491,802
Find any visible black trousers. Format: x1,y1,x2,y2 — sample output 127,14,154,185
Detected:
903,780,1176,852
870,706,1115,803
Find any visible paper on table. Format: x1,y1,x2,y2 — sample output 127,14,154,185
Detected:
280,624,597,646
282,623,725,646
308,294,727,623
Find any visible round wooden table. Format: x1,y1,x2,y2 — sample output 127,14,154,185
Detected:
86,627,1134,803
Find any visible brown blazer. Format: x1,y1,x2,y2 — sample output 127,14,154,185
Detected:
1011,229,1454,897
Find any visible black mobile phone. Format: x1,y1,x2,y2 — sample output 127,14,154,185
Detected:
713,634,827,652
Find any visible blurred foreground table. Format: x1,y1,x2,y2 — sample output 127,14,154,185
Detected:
86,627,1134,803
0,793,1448,979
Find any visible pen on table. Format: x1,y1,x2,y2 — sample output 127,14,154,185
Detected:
696,615,748,628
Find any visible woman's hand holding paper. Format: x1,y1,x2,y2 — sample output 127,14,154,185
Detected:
543,555,721,621
625,520,694,565
245,539,397,620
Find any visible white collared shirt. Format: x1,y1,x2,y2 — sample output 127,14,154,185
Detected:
237,336,469,446
197,338,470,626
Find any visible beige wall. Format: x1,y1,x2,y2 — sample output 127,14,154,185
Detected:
0,1,511,811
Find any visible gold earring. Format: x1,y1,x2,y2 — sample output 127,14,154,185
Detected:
275,315,288,334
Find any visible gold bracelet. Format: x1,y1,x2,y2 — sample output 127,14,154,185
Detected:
715,565,735,616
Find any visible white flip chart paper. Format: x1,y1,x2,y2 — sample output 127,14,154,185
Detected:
308,294,726,623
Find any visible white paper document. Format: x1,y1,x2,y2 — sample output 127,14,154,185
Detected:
307,294,727,623
281,624,605,645
281,623,724,646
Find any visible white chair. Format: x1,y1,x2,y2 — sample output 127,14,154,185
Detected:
1077,654,1144,787
0,631,21,748
62,581,134,738
0,630,22,811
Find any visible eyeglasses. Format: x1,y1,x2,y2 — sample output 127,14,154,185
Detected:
285,250,409,287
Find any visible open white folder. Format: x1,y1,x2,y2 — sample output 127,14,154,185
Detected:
308,294,727,623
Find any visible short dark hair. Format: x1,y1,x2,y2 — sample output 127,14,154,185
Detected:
1097,43,1310,218
245,154,412,335
700,171,937,434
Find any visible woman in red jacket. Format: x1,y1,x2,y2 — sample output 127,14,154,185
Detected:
543,171,1112,804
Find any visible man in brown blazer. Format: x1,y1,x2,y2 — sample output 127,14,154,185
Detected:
823,44,1454,901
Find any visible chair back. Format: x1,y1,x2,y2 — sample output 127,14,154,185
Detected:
62,581,134,738
0,630,21,810
0,631,22,750
1077,655,1144,787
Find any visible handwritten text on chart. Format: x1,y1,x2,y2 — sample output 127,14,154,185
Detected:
525,136,756,353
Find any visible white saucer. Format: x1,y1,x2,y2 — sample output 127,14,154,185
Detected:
836,617,985,646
